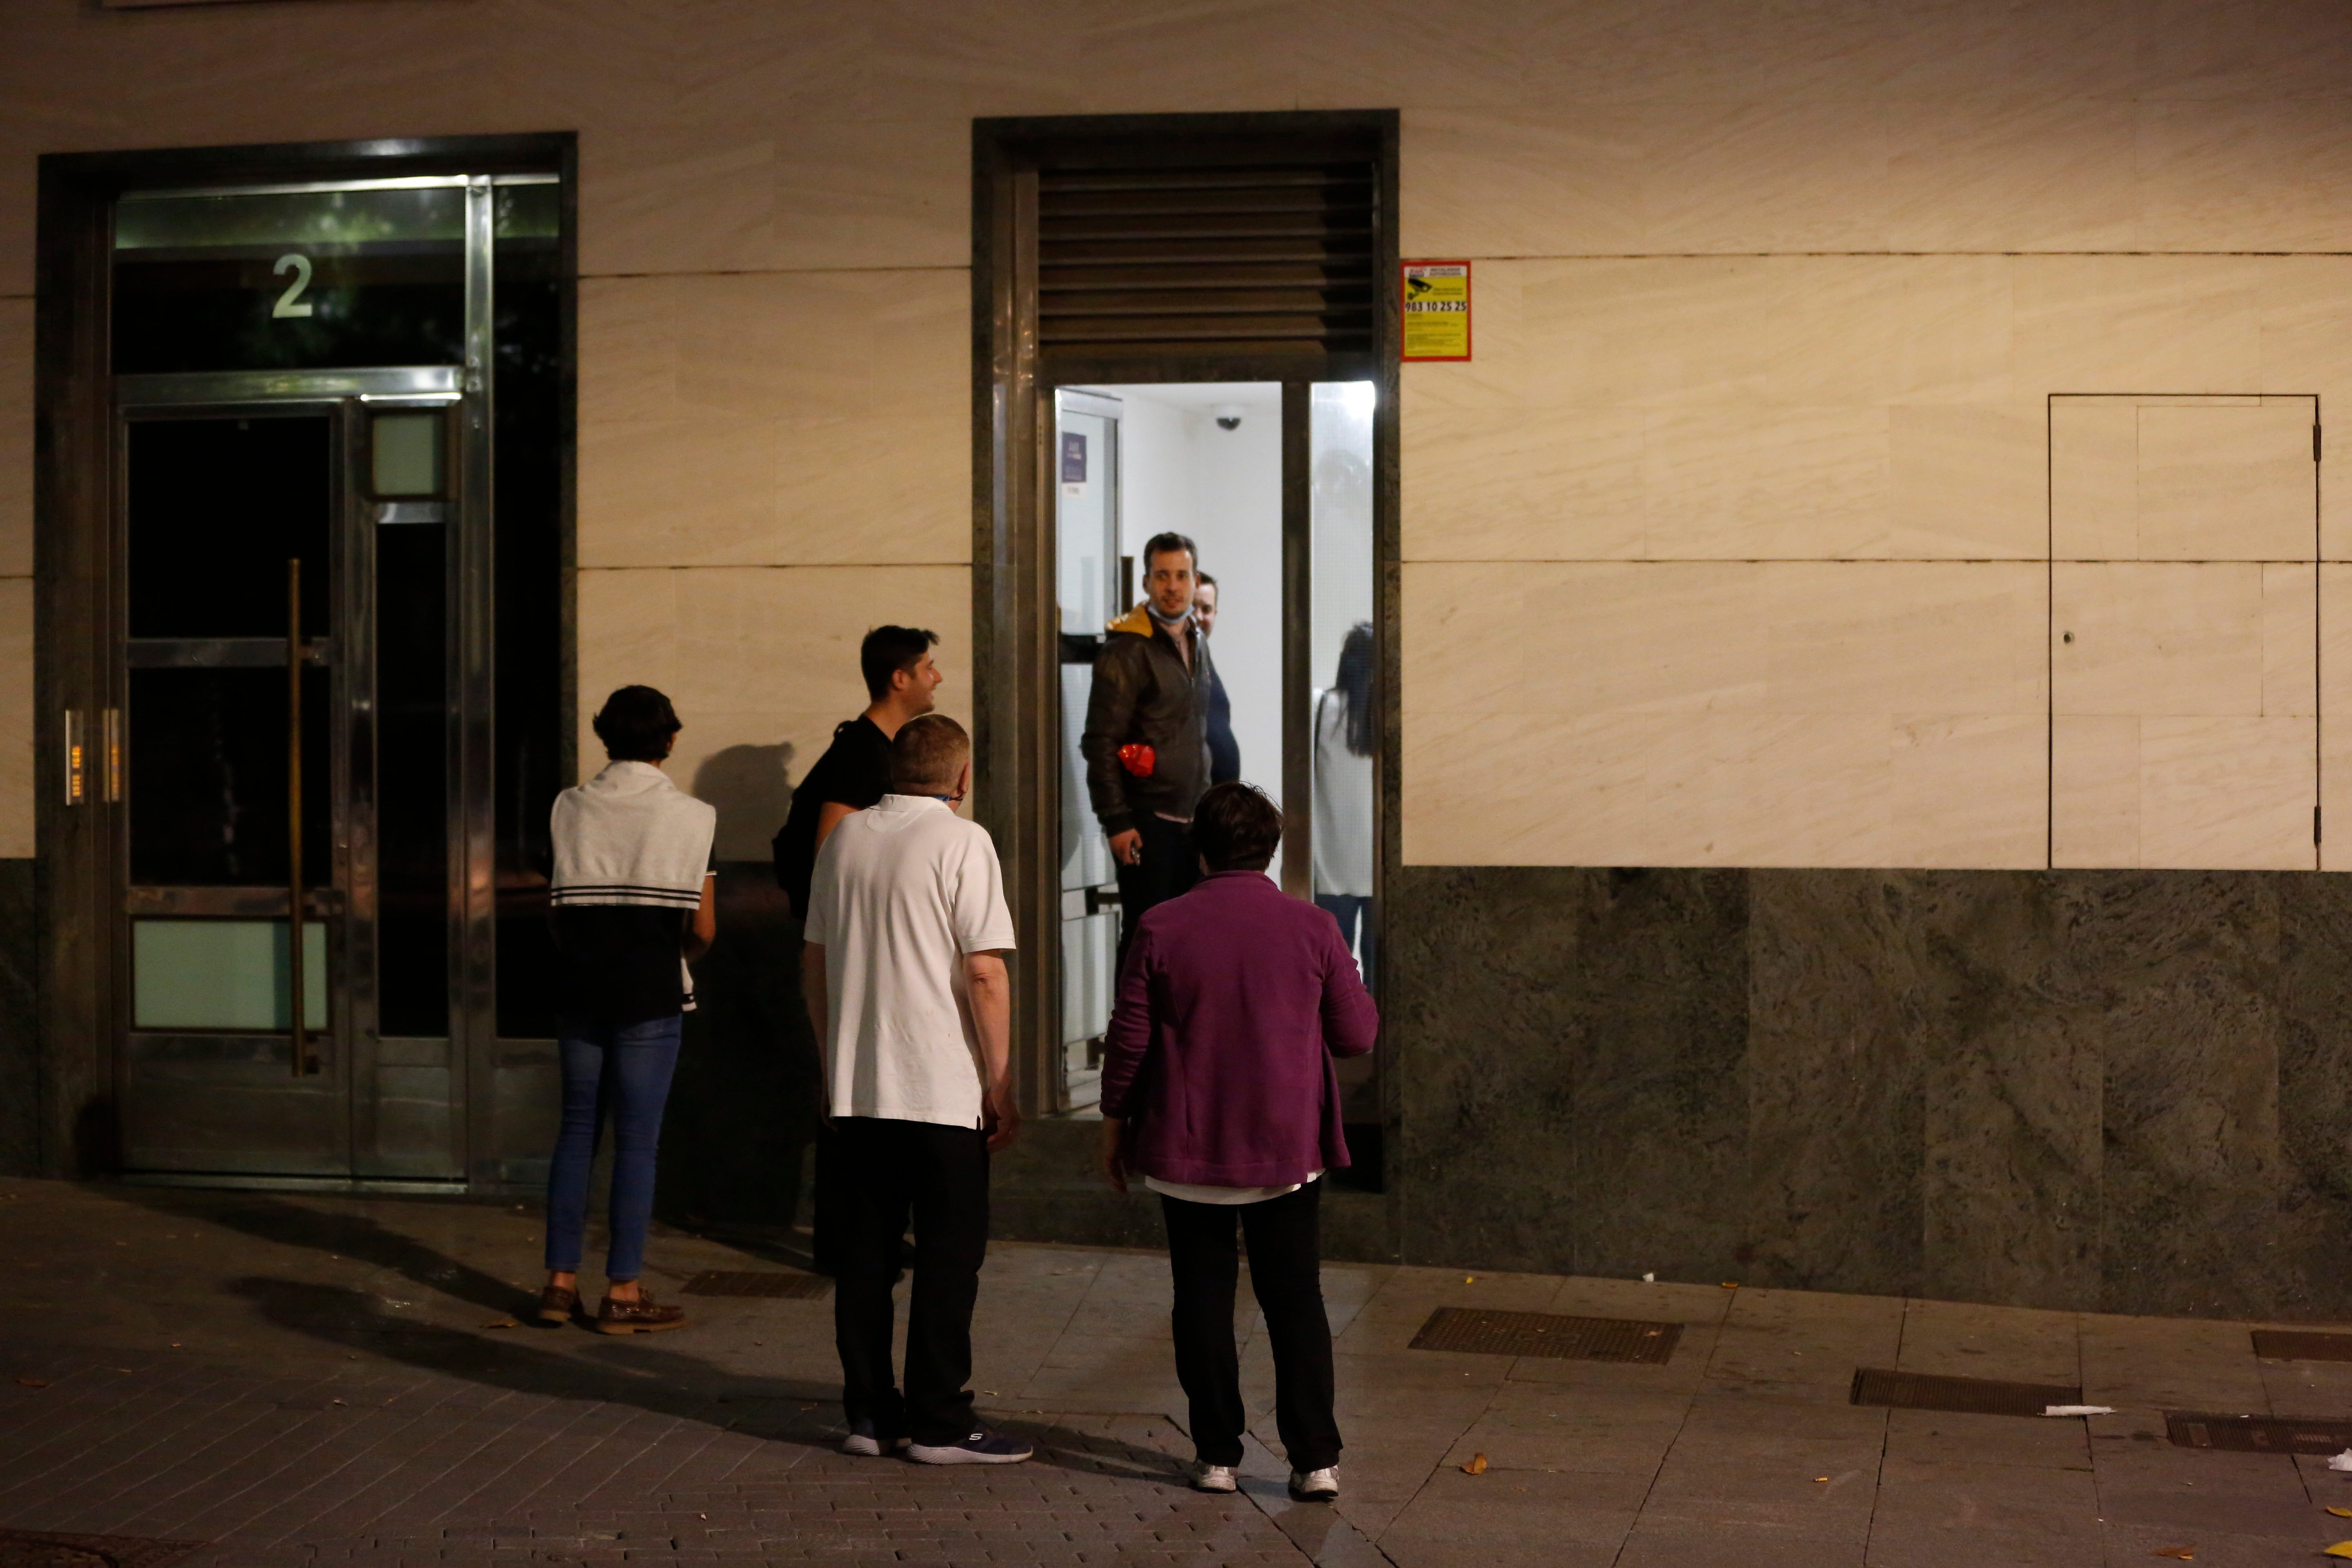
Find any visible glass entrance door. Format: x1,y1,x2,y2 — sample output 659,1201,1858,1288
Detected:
116,382,459,1178
91,168,567,1189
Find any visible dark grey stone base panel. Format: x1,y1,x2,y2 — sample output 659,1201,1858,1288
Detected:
1389,865,2352,1321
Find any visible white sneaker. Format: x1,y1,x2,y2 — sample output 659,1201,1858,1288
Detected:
1189,1459,1239,1493
1288,1466,1339,1501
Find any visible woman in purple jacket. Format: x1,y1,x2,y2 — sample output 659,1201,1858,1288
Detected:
1097,782,1380,1502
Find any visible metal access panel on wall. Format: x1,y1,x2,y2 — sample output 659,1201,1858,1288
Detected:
2048,394,2321,871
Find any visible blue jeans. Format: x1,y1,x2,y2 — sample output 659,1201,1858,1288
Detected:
544,1012,682,1282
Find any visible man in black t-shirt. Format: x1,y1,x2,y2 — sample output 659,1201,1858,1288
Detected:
774,626,946,921
773,626,946,1276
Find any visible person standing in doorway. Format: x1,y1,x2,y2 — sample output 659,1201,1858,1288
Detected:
771,625,943,1274
1194,573,1240,786
538,686,717,1334
1082,531,1215,960
773,626,944,920
1312,624,1376,989
802,713,1031,1466
1096,782,1379,1501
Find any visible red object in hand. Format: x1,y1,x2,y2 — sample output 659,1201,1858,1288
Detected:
1117,742,1156,778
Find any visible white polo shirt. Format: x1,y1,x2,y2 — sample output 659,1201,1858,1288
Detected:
804,794,1016,1129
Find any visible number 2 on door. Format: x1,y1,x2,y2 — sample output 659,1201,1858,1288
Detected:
272,254,314,319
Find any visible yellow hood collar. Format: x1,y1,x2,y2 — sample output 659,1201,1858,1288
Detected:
1106,601,1157,637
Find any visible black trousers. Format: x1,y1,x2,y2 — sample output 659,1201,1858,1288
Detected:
1161,1181,1341,1472
1116,813,1200,964
831,1116,990,1443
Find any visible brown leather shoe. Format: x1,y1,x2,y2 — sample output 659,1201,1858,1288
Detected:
596,1291,685,1334
535,1284,579,1326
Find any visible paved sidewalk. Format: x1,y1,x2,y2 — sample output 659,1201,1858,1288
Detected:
9,1178,2352,1566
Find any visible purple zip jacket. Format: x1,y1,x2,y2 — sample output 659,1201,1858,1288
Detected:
1098,870,1379,1187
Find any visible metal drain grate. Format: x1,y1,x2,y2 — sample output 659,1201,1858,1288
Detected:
682,1270,831,1299
1409,1308,1682,1363
2252,1330,2352,1362
1849,1368,2081,1417
2166,1411,2352,1453
0,1531,205,1568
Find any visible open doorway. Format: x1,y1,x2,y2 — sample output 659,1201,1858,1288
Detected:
972,109,1398,1185
1051,381,1377,1123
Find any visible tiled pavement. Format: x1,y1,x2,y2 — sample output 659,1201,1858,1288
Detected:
10,1178,2352,1565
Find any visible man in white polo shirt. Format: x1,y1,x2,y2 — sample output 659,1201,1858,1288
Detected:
801,713,1029,1465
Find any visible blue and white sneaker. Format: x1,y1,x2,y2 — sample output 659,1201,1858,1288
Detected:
840,1418,909,1457
906,1426,1035,1465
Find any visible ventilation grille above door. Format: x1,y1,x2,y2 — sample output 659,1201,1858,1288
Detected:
1035,162,1376,367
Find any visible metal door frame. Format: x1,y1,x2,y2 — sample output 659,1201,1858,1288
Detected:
35,134,575,1186
972,111,1401,1150
113,366,474,1181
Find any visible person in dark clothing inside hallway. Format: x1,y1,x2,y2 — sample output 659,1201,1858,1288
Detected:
1096,781,1379,1501
771,624,944,1274
1081,531,1215,960
1194,573,1239,786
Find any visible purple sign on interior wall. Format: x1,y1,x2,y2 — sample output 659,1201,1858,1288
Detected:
1061,431,1087,485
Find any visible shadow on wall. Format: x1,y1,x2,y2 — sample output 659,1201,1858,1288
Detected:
693,744,797,862
657,744,817,1237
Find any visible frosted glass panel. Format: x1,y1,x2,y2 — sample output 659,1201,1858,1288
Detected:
370,411,443,497
134,919,328,1031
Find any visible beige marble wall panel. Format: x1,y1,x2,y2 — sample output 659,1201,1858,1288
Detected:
1398,108,1643,259
1764,257,2013,409
577,272,967,567
583,115,972,278
2135,0,2352,101
1073,0,1537,115
1400,710,1699,867
1521,258,1773,410
1889,404,2047,560
1762,563,2045,718
2051,715,2138,869
0,301,28,579
1882,98,2141,254
2135,401,2316,561
0,578,29,860
2252,261,2352,557
2261,561,2319,719
1640,102,1890,254
1640,405,1889,559
1399,404,1643,562
2320,565,2352,871
1404,706,2048,869
1888,714,2046,869
1400,562,1766,719
2050,400,2140,561
1711,713,1895,865
574,564,970,838
2051,562,2263,719
1401,710,1889,868
2138,715,2316,871
2012,259,2261,400
2136,100,2352,254
1396,263,1530,408
1401,562,2049,867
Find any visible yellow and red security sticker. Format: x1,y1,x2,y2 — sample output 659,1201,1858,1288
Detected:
1402,261,1471,361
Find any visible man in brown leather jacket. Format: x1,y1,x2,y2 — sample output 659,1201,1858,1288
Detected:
1080,531,1216,961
